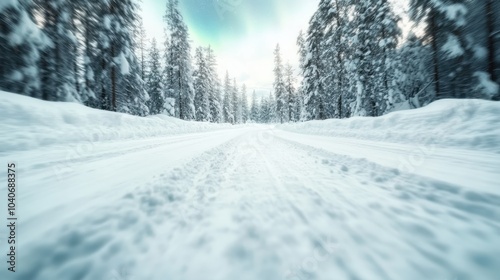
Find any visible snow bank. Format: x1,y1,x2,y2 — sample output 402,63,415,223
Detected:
279,99,500,153
0,91,233,153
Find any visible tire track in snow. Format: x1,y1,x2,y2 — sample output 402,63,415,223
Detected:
5,128,500,280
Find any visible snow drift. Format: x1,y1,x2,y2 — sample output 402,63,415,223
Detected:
279,99,500,153
0,91,233,153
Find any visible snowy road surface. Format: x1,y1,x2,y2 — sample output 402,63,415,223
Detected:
1,126,499,280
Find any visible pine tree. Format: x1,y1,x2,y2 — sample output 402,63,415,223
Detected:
409,0,446,99
351,0,376,116
193,47,211,121
120,0,150,116
342,0,400,116
222,71,233,123
147,38,164,115
274,44,287,123
0,0,44,97
164,0,195,120
295,86,305,121
296,30,308,121
485,0,499,99
259,96,269,123
241,84,249,123
320,0,347,119
431,0,473,98
206,46,222,122
284,63,296,122
267,91,277,123
232,78,240,124
301,0,329,120
79,0,100,108
36,0,80,102
393,34,433,110
250,90,259,122
137,18,148,83
369,0,401,114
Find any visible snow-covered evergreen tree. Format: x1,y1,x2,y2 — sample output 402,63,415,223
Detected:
206,46,222,122
299,0,402,118
250,90,259,122
35,0,80,102
93,0,142,112
274,44,287,123
301,0,329,120
392,34,433,110
78,0,100,108
164,0,195,120
284,63,296,122
241,84,249,123
146,38,164,115
0,0,44,97
119,1,150,116
222,71,233,123
367,0,401,115
484,0,499,99
232,78,241,124
319,0,348,119
137,18,148,83
259,96,269,123
296,30,308,121
193,47,211,121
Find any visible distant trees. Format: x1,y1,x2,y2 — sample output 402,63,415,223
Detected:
284,63,298,122
250,91,259,122
241,84,249,123
274,44,287,123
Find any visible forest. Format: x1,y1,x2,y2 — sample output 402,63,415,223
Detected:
1,0,499,124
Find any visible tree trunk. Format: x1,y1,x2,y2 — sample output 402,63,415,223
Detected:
334,0,344,119
338,95,342,119
101,57,107,110
430,11,441,99
111,44,116,111
486,0,498,99
178,68,183,119
84,16,91,97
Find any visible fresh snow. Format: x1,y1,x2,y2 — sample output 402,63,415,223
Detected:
0,92,233,153
117,52,130,75
1,92,499,280
442,34,464,59
474,71,500,97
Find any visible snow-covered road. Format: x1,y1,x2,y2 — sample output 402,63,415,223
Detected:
2,125,499,280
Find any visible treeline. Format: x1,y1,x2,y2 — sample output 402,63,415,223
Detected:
1,0,149,115
0,0,250,123
2,0,498,124
269,0,500,122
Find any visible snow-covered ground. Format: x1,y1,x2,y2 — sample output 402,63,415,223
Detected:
1,92,499,280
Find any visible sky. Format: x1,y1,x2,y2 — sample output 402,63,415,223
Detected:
142,0,319,98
